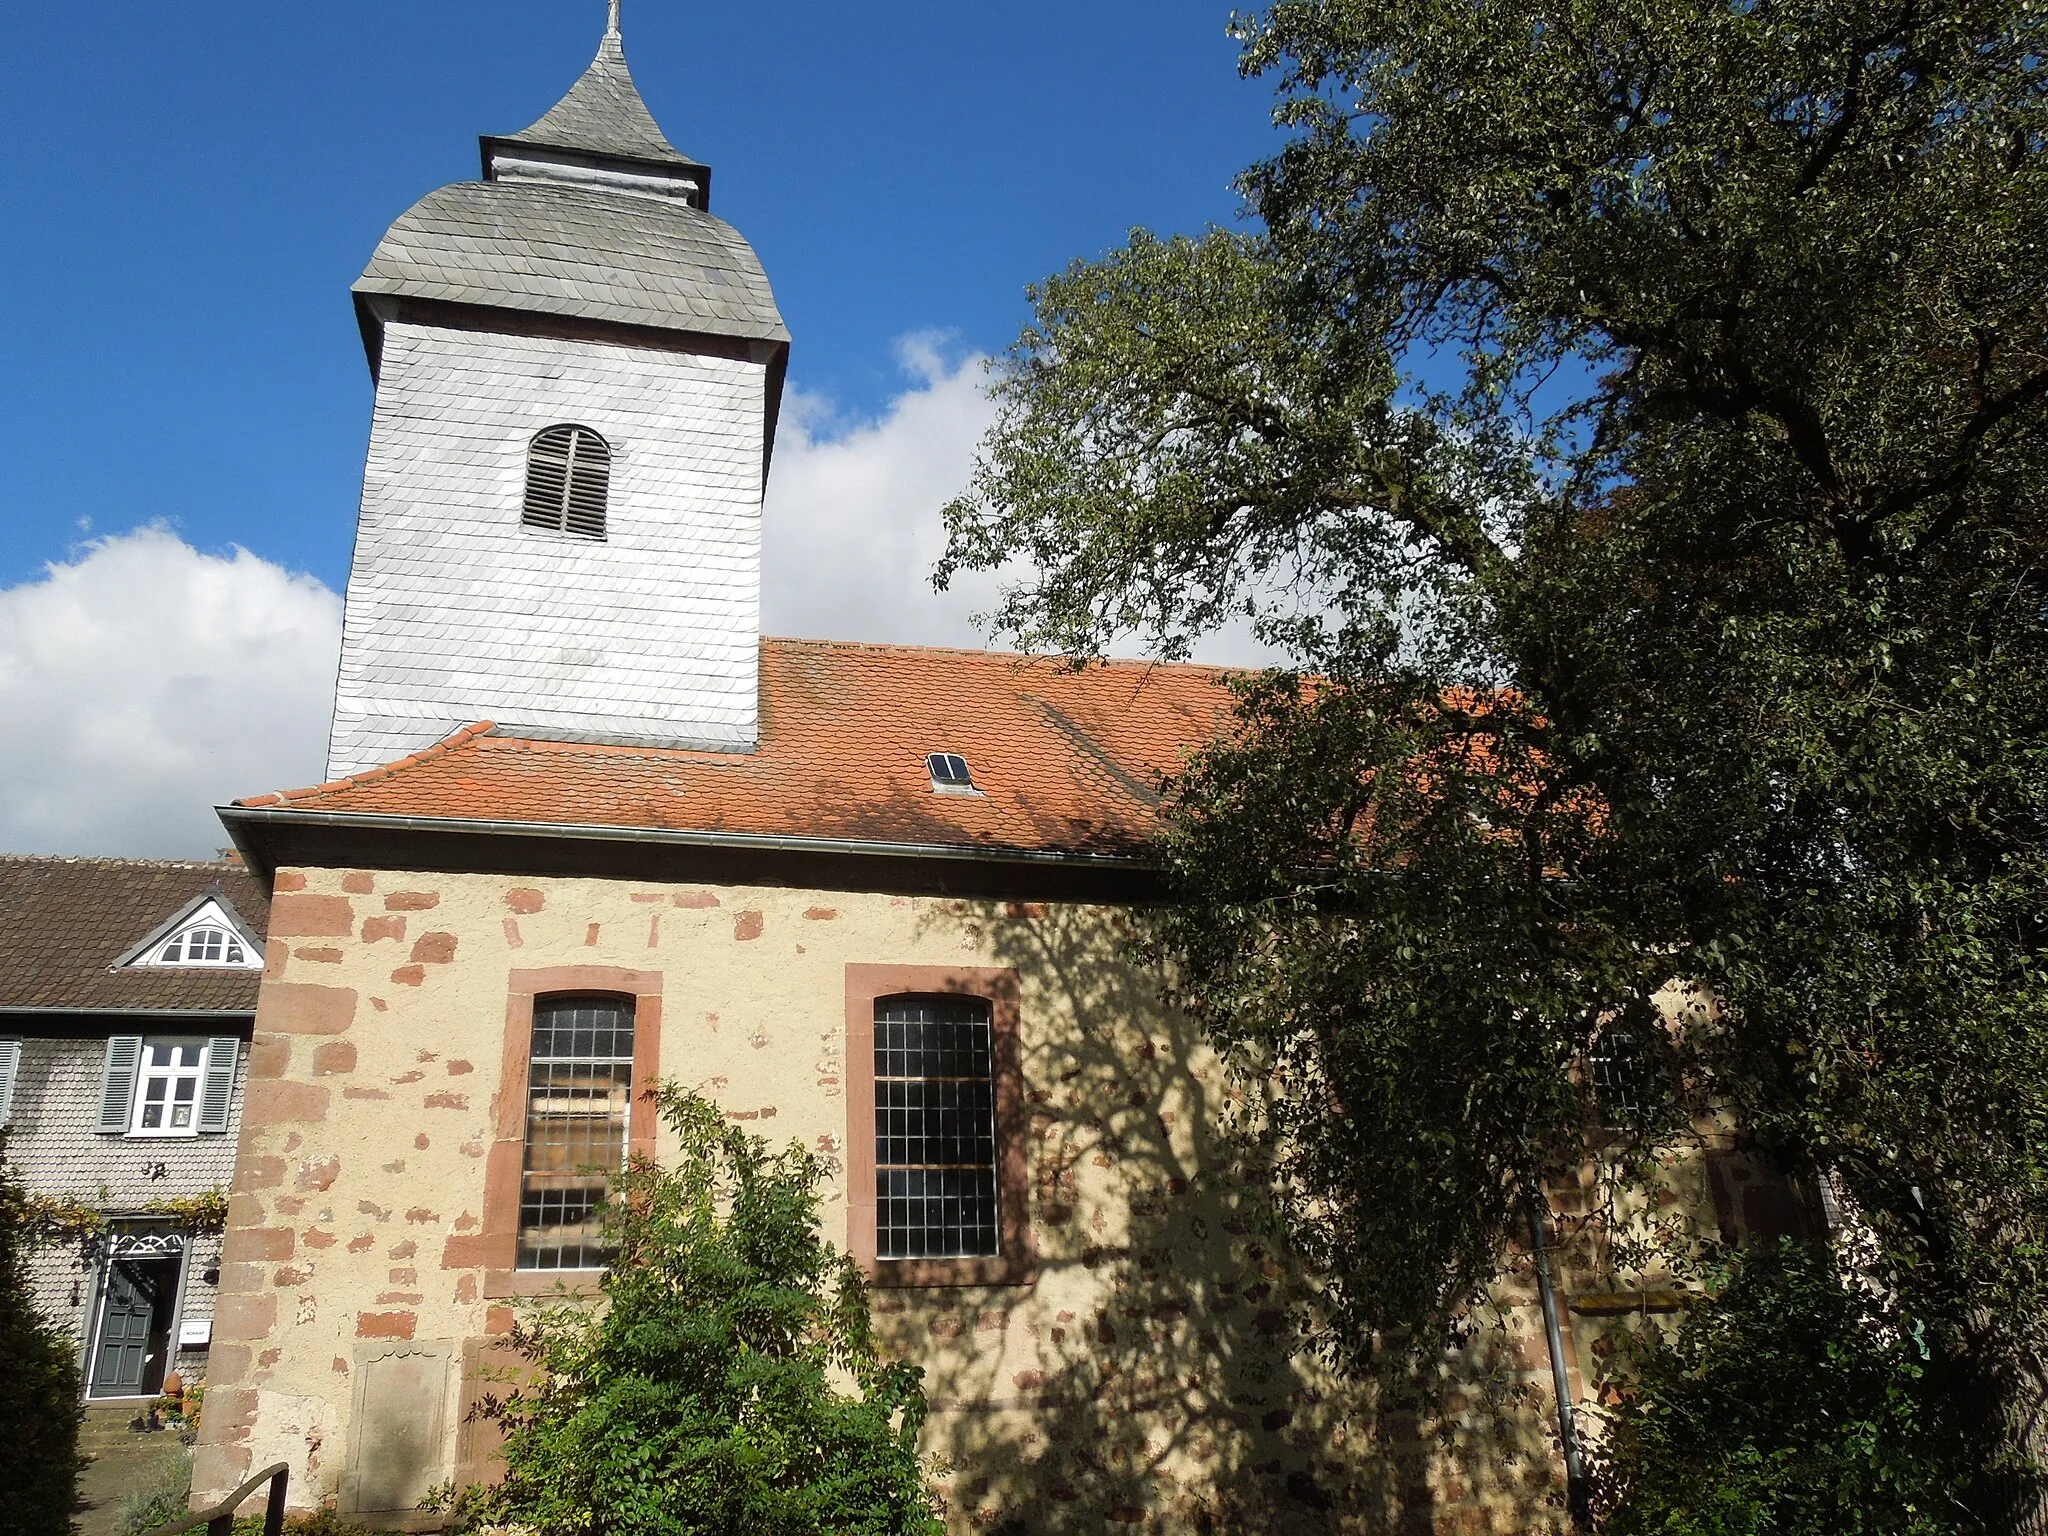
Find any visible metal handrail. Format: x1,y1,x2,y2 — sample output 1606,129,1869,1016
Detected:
140,1462,289,1536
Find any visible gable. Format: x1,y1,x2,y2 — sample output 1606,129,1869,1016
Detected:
114,893,264,971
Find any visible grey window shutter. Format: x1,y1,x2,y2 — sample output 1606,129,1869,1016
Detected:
198,1036,240,1134
98,1036,144,1134
0,1039,20,1127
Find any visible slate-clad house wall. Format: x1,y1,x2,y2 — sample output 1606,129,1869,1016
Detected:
0,856,266,1400
12,1034,250,1387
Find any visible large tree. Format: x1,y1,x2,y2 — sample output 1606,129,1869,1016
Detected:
940,0,2048,1524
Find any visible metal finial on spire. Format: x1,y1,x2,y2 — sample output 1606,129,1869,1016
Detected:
607,0,622,36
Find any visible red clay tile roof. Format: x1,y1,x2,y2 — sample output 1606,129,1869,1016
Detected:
0,856,269,1012
239,638,1242,859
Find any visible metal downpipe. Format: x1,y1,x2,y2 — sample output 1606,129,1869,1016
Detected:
1531,1183,1592,1529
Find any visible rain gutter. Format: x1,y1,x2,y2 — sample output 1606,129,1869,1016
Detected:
215,804,1164,900
0,1005,256,1020
219,804,1152,870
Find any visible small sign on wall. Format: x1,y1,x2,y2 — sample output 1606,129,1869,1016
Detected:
177,1317,211,1348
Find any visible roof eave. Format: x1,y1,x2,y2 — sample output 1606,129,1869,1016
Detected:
0,1004,257,1021
350,290,789,395
217,804,1168,906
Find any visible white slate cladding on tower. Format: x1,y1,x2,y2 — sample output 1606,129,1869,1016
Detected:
327,321,764,778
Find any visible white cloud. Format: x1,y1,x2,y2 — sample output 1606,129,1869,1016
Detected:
763,335,1291,667
763,335,1006,649
0,527,341,858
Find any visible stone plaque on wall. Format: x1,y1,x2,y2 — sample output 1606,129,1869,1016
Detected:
343,1341,451,1514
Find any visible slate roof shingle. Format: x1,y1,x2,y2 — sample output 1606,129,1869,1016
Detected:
238,638,1242,860
0,858,269,1013
494,28,698,169
355,23,785,347
354,179,787,345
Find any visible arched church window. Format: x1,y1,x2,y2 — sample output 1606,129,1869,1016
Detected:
522,424,611,540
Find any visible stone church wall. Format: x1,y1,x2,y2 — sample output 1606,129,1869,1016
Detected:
193,866,1587,1531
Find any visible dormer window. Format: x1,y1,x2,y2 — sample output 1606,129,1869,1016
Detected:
117,895,264,972
158,926,244,966
523,424,611,540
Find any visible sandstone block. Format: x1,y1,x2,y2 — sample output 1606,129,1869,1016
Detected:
270,893,355,937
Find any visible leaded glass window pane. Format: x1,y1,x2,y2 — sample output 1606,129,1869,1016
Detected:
874,996,999,1259
516,996,635,1271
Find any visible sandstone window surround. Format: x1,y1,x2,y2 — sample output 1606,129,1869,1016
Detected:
476,967,663,1297
844,965,1033,1288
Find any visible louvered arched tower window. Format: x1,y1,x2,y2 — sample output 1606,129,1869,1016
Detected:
522,424,611,540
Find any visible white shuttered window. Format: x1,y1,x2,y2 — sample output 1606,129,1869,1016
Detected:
96,1036,239,1137
0,1039,20,1127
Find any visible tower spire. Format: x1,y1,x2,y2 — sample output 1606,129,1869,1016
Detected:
479,3,706,193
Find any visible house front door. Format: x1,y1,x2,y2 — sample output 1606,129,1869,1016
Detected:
90,1256,178,1398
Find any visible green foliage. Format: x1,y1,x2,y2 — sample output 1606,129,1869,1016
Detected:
465,1084,942,1536
0,1132,84,1536
117,1451,193,1536
940,0,2048,1515
141,1187,230,1234
21,1189,110,1245
225,1511,379,1536
20,1186,228,1248
1596,1242,1976,1535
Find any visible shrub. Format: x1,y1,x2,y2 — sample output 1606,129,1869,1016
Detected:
225,1512,379,1536
465,1084,943,1535
1595,1240,1980,1535
117,1450,192,1536
0,1130,84,1536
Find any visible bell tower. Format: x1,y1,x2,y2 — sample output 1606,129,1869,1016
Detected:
328,11,788,778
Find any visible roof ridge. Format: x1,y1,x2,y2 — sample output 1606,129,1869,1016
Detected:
239,721,497,809
0,854,244,869
760,635,1245,676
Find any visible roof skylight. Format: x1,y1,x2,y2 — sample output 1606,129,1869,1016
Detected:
926,753,981,796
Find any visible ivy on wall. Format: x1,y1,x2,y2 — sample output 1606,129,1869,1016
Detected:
17,1186,229,1247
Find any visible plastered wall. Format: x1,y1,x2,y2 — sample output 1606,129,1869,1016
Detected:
329,321,767,777
194,866,1585,1532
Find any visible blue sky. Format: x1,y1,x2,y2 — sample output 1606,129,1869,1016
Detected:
0,1,1276,594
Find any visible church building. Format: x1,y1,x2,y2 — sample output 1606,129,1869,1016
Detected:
190,17,1637,1530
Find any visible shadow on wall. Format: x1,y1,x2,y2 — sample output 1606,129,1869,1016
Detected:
877,901,1571,1534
